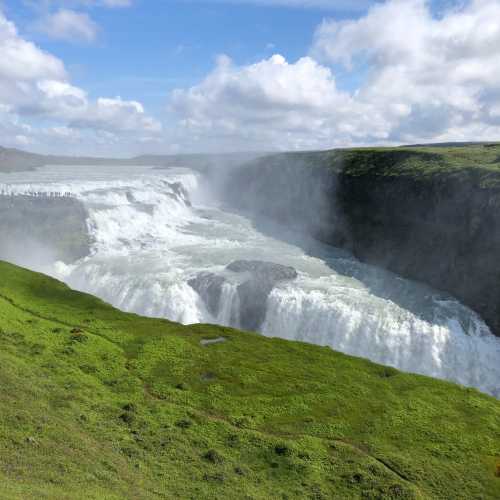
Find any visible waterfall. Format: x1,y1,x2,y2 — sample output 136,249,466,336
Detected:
1,163,499,398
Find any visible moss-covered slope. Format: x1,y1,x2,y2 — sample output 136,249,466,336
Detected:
0,260,499,499
259,143,500,182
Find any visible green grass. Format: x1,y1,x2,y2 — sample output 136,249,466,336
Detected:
256,143,500,188
337,144,500,184
0,260,499,499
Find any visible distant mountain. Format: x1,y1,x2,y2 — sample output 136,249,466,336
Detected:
0,146,262,173
0,146,47,173
0,146,130,173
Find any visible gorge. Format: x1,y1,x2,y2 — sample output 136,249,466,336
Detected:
1,145,500,399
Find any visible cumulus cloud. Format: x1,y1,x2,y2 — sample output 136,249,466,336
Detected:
3,0,499,154
0,10,160,153
37,1,132,8
38,9,98,42
312,0,500,143
0,15,65,82
71,97,163,133
0,108,34,148
171,54,338,150
171,53,393,150
100,0,132,6
171,0,500,150
182,0,370,10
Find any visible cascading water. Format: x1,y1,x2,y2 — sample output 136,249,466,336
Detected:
1,164,499,398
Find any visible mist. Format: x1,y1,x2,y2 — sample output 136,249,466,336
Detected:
0,192,90,275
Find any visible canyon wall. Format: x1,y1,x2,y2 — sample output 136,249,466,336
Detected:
224,146,500,337
0,195,90,266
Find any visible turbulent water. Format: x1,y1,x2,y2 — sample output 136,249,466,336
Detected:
1,164,500,398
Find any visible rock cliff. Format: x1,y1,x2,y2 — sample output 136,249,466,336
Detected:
224,145,500,337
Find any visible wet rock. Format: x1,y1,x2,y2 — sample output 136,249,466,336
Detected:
164,181,192,206
188,260,298,331
226,260,298,281
188,272,227,317
227,260,297,331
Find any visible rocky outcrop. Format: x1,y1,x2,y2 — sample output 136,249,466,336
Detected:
227,260,298,331
188,272,227,317
189,260,298,331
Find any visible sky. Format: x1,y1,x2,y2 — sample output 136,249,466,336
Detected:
0,0,499,156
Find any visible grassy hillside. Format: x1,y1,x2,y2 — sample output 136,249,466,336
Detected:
0,261,499,499
251,143,500,186
337,144,500,185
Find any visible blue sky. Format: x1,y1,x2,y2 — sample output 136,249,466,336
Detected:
7,1,369,109
1,0,499,155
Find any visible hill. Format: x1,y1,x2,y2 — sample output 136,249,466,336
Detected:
0,147,46,173
0,260,499,499
0,146,260,173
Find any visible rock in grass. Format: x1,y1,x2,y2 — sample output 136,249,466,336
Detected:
202,449,224,464
175,419,192,429
274,444,290,456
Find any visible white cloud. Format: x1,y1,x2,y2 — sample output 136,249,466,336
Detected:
3,0,500,155
38,9,98,42
311,0,500,142
100,0,132,6
0,10,161,154
182,0,370,10
170,0,500,150
44,125,82,140
71,97,163,133
0,14,65,81
39,1,132,8
170,53,382,151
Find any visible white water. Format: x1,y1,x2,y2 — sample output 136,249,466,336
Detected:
1,164,500,397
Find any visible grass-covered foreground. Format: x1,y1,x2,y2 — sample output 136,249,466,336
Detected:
0,261,499,499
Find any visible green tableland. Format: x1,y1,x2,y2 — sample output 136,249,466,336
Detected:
0,260,499,499
251,142,500,186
